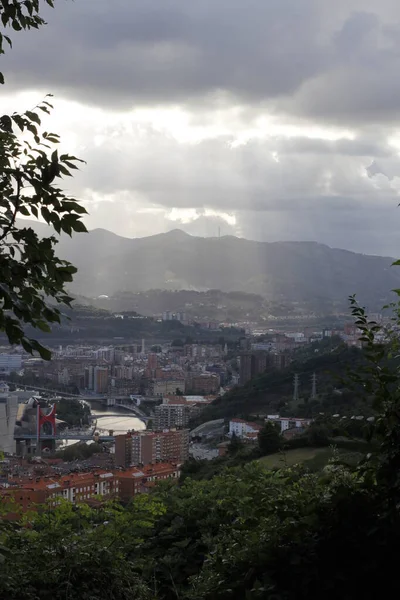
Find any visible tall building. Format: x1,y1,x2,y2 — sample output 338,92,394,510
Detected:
115,434,134,468
239,351,269,385
239,353,253,385
147,353,158,371
272,352,292,370
154,403,192,430
253,351,268,375
94,366,109,394
0,383,18,454
95,347,115,362
84,366,95,390
115,429,189,467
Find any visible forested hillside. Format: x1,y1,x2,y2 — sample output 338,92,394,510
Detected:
197,345,371,424
18,220,400,312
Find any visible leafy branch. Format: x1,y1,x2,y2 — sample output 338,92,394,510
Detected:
0,97,87,358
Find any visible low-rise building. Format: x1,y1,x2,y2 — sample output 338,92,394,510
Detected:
0,464,181,514
228,418,262,439
266,415,312,433
118,463,180,503
153,379,186,396
1,470,119,513
186,373,220,394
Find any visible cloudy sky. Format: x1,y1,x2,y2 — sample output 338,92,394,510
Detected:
3,0,400,255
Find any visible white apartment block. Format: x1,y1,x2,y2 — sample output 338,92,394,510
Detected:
228,419,262,438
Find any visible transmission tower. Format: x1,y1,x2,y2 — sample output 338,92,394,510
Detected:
311,372,317,399
293,374,300,402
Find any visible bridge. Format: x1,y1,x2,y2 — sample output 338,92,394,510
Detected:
106,399,150,421
3,381,150,421
14,433,115,442
1,381,97,399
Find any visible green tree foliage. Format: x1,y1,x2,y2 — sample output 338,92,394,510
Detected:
0,0,86,359
195,344,367,426
56,442,103,462
227,431,243,455
55,397,90,427
257,421,282,455
0,496,165,600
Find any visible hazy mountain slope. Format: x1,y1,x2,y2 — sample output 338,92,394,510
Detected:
16,220,400,308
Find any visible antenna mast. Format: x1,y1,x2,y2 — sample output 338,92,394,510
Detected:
311,372,317,399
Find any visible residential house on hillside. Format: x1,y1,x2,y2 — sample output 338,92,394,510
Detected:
228,418,262,439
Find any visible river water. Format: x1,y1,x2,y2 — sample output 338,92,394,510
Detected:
90,403,146,434
57,403,146,448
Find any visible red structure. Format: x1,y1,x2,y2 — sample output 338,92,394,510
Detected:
36,403,57,453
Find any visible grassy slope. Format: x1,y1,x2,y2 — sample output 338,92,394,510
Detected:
257,446,365,471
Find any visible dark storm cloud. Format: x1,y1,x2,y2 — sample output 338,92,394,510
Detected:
2,0,400,125
286,10,400,124
1,0,330,110
4,0,400,255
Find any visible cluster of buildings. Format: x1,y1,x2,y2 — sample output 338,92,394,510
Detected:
12,340,228,399
225,415,312,446
0,314,379,399
0,458,180,516
162,311,186,323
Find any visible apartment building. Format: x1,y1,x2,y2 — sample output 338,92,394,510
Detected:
1,464,181,514
153,379,186,396
229,418,262,439
94,366,109,394
154,402,192,430
2,470,119,513
115,429,189,468
239,351,269,385
186,373,220,394
118,463,180,503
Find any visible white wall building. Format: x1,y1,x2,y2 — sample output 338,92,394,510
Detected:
228,418,262,438
266,415,312,432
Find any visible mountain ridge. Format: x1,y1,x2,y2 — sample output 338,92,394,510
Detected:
16,218,396,258
16,220,400,310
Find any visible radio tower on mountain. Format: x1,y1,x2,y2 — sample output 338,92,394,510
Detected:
311,372,317,399
293,374,300,402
